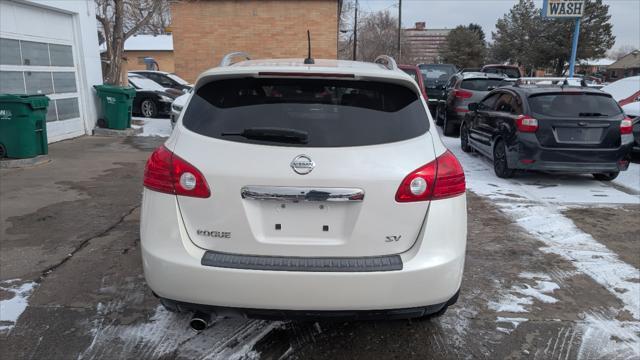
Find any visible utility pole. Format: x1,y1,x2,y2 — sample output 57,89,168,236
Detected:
353,0,358,61
397,0,402,60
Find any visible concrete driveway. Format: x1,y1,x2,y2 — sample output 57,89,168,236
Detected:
1,123,638,359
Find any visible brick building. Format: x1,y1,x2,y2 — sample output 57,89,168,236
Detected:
404,22,450,64
607,50,640,80
124,34,175,73
170,0,340,82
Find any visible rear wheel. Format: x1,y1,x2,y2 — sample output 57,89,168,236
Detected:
493,140,515,178
0,144,6,158
460,122,472,153
141,99,158,118
593,172,619,181
435,104,444,126
442,109,457,137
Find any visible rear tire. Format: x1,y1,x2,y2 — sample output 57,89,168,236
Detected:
0,144,6,158
97,118,107,128
442,109,457,137
593,172,619,181
435,105,444,126
493,140,515,178
460,123,473,153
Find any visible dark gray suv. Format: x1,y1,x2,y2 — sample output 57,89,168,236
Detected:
437,72,508,136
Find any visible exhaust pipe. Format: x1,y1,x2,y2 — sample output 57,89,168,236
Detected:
190,311,212,332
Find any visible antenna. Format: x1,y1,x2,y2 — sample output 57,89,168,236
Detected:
304,30,315,64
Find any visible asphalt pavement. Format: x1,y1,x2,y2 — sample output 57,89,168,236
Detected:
1,123,638,359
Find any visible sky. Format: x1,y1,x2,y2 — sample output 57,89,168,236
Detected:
360,0,640,51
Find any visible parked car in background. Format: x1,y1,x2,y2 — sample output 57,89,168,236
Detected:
460,81,632,180
130,70,192,95
128,73,178,118
602,76,640,107
399,64,428,100
458,68,481,74
622,101,640,154
170,88,192,128
437,72,508,136
481,64,523,79
141,55,467,324
418,63,458,112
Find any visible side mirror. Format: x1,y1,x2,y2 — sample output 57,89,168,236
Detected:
468,103,479,112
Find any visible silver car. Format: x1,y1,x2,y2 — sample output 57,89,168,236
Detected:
437,72,508,136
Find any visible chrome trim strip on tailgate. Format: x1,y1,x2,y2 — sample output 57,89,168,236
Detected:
201,250,402,272
241,186,365,202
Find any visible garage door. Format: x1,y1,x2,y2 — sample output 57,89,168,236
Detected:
0,2,84,142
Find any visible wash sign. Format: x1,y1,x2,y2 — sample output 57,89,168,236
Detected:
542,0,585,18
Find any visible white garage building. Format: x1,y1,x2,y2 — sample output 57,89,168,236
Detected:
0,0,102,143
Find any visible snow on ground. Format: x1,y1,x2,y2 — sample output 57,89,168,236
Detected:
614,162,640,193
132,117,173,137
439,132,640,356
577,313,640,359
489,273,559,314
0,280,37,332
79,302,280,360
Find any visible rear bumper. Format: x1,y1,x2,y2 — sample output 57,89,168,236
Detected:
141,190,467,313
159,291,460,320
509,134,634,172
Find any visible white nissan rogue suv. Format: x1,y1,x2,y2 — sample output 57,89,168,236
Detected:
141,54,467,325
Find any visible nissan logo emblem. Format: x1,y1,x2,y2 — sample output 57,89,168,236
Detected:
290,155,315,175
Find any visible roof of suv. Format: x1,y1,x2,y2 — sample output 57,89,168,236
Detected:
459,72,506,80
499,84,611,96
196,58,416,87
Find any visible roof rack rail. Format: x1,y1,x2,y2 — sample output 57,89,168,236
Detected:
374,55,398,71
514,77,587,87
219,52,251,67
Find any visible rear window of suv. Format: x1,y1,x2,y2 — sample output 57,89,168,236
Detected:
182,77,429,147
528,93,622,117
461,79,508,91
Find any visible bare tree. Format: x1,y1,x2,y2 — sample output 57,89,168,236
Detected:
96,0,168,84
338,3,416,64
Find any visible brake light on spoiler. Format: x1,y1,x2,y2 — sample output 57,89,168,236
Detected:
258,72,355,78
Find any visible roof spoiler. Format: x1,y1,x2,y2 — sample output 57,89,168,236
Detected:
219,52,251,67
515,77,587,87
374,55,398,71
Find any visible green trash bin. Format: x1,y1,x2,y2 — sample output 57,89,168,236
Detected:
0,94,49,159
94,84,136,130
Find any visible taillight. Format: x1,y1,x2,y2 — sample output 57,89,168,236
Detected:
454,89,473,99
143,146,210,198
620,117,633,135
516,115,538,133
395,150,465,202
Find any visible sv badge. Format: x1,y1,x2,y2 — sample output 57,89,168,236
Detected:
385,235,401,242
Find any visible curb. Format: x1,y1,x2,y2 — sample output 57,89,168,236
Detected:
92,127,143,137
0,155,51,169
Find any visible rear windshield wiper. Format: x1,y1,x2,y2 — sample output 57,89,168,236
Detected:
222,127,309,144
578,112,607,117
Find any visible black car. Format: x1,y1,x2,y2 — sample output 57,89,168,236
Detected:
128,73,178,118
129,70,192,94
418,64,457,111
624,103,640,154
437,72,508,136
460,84,633,180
